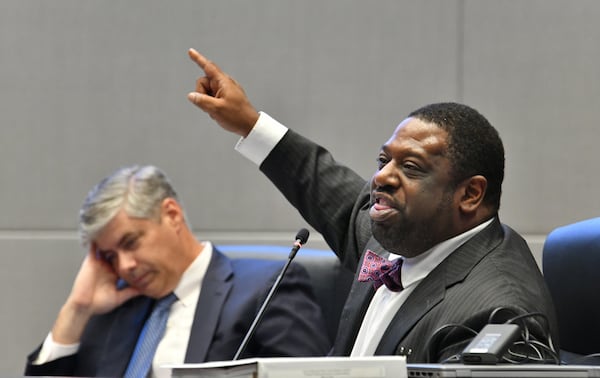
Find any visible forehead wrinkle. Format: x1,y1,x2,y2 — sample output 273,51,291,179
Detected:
390,120,448,158
384,133,448,161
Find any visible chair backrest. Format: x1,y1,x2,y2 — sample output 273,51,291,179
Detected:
218,245,354,343
542,217,600,357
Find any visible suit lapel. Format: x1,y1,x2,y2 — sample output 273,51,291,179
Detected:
374,270,445,355
375,218,505,355
95,297,154,377
184,248,234,362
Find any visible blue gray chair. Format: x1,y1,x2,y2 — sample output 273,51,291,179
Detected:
542,217,600,363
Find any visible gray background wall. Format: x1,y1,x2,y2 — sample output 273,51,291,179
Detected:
1,0,599,374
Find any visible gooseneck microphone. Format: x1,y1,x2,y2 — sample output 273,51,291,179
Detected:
289,227,309,259
232,228,310,360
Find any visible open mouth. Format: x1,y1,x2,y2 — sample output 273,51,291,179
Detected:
370,194,398,222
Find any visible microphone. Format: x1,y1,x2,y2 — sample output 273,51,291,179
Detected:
289,228,310,259
232,228,310,360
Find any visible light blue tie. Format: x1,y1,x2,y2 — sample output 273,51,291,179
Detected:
124,293,177,378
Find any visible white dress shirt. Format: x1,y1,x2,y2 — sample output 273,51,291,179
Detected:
350,220,491,356
35,242,213,378
235,111,493,355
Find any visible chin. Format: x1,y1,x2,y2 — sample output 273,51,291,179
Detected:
138,286,161,299
372,225,429,257
372,225,403,254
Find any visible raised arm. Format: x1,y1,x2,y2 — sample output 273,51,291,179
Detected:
186,49,370,266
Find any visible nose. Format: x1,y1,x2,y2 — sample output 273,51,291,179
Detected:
116,251,137,275
372,162,399,189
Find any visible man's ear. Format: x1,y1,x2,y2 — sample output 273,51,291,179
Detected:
161,198,184,229
458,175,487,214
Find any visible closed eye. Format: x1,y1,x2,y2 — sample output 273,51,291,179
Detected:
98,250,116,265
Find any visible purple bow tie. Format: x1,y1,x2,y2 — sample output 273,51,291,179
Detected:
358,250,404,292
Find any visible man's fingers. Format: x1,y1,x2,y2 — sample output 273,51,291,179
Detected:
187,91,219,113
187,92,203,105
188,48,206,67
188,48,222,77
195,76,211,95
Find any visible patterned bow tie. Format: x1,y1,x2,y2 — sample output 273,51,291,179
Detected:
358,250,404,292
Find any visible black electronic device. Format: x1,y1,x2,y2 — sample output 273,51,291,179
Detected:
461,323,521,364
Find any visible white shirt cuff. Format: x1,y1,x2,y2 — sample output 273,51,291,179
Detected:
33,332,79,364
235,111,288,166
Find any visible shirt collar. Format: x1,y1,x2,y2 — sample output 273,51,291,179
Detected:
173,241,213,306
389,218,494,289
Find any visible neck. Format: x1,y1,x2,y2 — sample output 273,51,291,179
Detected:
178,228,205,269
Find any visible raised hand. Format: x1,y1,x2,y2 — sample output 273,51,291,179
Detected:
50,247,141,344
187,48,259,137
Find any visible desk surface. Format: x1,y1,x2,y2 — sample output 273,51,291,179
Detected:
407,363,600,377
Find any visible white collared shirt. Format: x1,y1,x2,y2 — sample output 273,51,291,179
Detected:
152,242,212,377
350,219,492,356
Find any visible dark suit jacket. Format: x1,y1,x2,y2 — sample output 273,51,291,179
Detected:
260,129,560,362
25,247,330,376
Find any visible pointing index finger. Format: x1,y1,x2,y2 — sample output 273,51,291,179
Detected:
188,48,207,68
188,48,222,77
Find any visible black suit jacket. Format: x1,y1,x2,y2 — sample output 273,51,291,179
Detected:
25,247,330,376
260,129,559,362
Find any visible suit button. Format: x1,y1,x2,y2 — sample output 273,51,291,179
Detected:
396,346,413,356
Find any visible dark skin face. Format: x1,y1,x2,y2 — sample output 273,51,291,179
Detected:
370,117,473,257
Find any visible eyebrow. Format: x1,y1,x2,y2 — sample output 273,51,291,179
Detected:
380,143,428,160
118,230,143,247
378,144,392,155
96,230,144,255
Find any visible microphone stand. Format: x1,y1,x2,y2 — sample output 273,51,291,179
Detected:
232,229,309,360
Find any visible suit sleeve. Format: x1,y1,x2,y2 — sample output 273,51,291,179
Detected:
24,345,77,376
260,129,372,270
